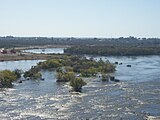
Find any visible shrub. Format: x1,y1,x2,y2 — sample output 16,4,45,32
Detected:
13,69,23,78
0,70,17,88
23,67,42,80
101,74,109,82
70,77,87,92
33,72,42,79
57,72,75,82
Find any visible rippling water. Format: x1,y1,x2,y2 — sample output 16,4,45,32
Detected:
0,56,160,120
0,60,44,71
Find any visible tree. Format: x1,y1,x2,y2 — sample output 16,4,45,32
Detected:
23,67,42,80
70,77,86,92
56,72,75,82
13,69,23,78
33,72,42,79
0,70,17,88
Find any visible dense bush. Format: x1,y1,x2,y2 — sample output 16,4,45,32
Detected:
0,70,18,88
37,59,62,69
33,72,42,79
24,55,115,91
23,66,42,80
70,77,87,92
13,69,23,78
64,46,160,56
56,72,75,82
101,74,109,82
1,36,160,48
25,55,115,80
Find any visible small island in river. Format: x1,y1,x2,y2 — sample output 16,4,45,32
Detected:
23,55,116,92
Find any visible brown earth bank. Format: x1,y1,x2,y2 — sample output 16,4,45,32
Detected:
0,45,69,61
0,53,65,61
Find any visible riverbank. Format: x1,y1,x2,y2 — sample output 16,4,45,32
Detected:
14,45,70,51
0,45,69,61
0,53,65,61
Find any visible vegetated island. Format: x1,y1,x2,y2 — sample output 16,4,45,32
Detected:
23,55,116,92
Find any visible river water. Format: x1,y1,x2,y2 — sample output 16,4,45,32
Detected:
0,55,160,120
22,48,65,54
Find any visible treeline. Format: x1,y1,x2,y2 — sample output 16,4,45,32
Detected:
0,36,160,48
64,46,160,56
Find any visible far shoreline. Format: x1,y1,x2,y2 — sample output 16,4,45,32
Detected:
1,45,160,62
0,45,69,62
14,45,70,51
0,53,66,62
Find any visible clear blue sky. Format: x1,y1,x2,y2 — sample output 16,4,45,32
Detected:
0,0,160,38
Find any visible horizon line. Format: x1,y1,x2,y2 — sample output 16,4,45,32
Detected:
0,35,160,39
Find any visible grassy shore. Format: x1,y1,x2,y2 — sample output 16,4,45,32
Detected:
0,45,69,61
0,53,65,61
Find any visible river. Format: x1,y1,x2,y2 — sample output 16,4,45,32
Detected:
0,55,160,120
22,48,65,54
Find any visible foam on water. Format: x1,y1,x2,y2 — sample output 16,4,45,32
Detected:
0,56,160,119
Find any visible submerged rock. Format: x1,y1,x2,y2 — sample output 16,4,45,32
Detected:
127,65,131,67
109,76,120,82
119,62,122,65
26,77,30,80
110,76,115,81
18,80,22,83
114,79,120,82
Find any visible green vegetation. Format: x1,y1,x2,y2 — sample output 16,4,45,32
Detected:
101,74,109,82
37,59,62,70
24,55,115,92
13,69,23,78
65,46,160,56
23,66,42,79
57,72,75,82
1,36,160,49
0,70,18,88
32,55,115,78
57,72,86,92
70,77,86,92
